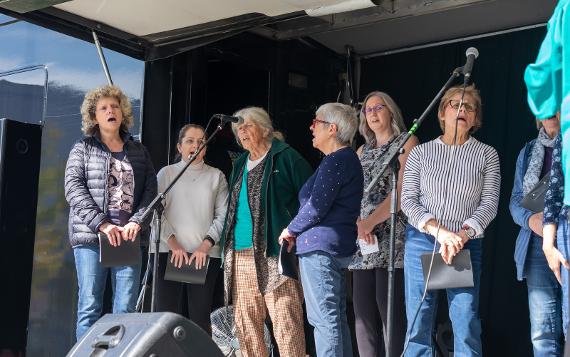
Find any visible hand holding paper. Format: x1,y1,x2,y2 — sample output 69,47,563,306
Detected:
357,234,379,255
279,228,296,253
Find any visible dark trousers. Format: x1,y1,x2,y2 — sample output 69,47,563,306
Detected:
152,253,221,335
352,268,406,357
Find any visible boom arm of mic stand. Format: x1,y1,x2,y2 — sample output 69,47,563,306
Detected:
365,67,462,193
139,118,225,313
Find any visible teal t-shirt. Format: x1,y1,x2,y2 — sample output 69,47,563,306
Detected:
234,167,254,250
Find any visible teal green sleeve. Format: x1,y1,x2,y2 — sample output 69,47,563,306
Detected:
524,2,565,120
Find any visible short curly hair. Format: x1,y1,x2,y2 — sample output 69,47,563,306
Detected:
80,85,134,136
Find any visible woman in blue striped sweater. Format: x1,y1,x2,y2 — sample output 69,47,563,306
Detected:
401,84,501,356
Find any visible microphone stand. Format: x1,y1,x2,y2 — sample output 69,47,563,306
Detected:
366,67,463,357
136,116,227,312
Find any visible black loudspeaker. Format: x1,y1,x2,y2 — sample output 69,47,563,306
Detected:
67,312,225,357
0,118,42,351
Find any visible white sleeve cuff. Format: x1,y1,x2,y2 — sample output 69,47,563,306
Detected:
418,213,436,234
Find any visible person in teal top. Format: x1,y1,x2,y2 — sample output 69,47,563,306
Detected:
219,107,313,357
524,0,570,341
525,0,570,204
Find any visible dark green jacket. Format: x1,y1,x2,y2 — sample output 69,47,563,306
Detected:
220,138,313,257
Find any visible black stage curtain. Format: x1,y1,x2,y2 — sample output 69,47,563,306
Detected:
360,27,547,357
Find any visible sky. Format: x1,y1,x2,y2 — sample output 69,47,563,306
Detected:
0,13,144,98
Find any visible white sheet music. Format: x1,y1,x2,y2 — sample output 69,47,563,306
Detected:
358,234,379,255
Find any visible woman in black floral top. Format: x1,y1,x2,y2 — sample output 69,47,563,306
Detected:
348,91,418,357
542,131,570,337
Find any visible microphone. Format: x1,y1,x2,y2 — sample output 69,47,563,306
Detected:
462,47,479,85
215,114,241,123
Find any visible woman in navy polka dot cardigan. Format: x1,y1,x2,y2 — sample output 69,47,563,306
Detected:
280,102,364,357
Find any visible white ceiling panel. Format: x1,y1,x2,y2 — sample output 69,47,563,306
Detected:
53,0,329,36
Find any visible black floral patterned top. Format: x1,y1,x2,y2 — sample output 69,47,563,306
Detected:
349,134,407,270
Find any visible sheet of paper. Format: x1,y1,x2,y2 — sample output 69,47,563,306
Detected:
358,234,379,255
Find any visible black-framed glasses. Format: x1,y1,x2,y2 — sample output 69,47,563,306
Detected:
311,118,332,128
363,104,386,115
448,99,477,113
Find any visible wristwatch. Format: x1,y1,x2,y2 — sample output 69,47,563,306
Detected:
463,226,476,239
203,235,216,246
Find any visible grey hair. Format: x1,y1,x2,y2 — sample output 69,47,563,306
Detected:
316,102,358,146
359,91,407,144
231,107,274,147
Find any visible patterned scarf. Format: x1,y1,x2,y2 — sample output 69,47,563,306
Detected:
522,127,557,195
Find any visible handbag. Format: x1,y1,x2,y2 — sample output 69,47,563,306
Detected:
520,173,550,213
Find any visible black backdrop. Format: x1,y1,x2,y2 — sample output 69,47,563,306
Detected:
360,27,547,356
141,25,552,357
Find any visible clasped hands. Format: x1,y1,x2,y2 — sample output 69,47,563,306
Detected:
99,221,141,247
435,228,469,265
168,236,212,269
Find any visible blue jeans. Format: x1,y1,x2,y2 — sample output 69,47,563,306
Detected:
73,245,141,340
403,225,482,357
525,233,563,356
299,251,353,357
557,218,570,337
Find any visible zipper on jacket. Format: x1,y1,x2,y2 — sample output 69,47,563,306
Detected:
103,151,110,214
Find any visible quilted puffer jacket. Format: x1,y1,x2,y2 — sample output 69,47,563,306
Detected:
64,131,157,247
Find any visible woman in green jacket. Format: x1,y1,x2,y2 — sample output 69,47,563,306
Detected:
219,106,312,357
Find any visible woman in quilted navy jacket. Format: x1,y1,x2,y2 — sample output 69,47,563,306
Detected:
64,85,157,340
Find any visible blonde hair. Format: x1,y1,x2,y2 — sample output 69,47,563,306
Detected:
80,85,134,136
359,91,406,144
437,84,482,133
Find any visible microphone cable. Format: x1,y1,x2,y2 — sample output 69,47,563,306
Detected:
400,83,469,356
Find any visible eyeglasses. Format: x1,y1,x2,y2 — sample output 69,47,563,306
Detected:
363,104,386,115
448,99,477,113
311,118,332,128
182,138,205,146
